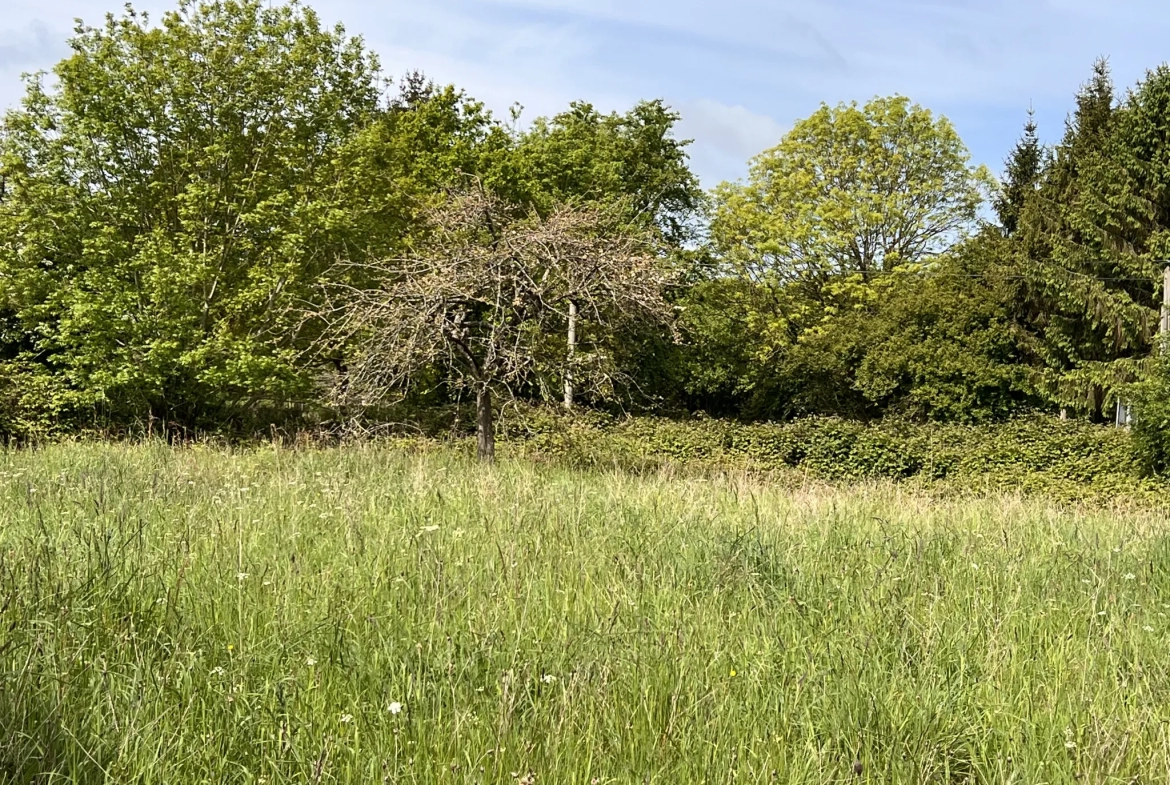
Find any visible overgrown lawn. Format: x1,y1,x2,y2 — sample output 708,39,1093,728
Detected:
2,442,1169,783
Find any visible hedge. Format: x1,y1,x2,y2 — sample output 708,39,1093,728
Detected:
495,410,1160,502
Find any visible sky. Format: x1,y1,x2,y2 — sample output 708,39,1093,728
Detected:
2,0,1169,187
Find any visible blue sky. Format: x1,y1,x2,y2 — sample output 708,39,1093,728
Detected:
2,0,1170,186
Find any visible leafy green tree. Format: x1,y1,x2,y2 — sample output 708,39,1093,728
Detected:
0,0,383,429
504,100,703,246
846,235,1041,421
663,273,790,417
678,235,1041,423
712,95,992,297
689,96,993,419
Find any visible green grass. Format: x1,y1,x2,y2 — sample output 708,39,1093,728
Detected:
3,442,1170,783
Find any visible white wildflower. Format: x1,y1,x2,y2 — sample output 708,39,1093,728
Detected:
388,701,403,715
340,713,353,724
540,674,557,684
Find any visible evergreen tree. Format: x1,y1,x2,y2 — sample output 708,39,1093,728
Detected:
994,108,1043,235
1012,57,1156,420
1067,57,1116,150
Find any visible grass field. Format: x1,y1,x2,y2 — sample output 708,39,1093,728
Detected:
3,442,1170,784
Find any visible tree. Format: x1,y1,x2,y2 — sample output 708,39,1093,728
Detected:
690,96,992,419
504,100,703,246
994,108,1044,235
0,0,383,429
1012,59,1158,419
846,235,1041,421
712,95,992,297
495,101,704,409
318,189,675,461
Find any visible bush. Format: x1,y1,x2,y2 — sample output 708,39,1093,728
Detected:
498,408,1150,501
1129,353,1170,476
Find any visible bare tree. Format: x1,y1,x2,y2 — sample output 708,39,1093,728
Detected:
315,189,676,462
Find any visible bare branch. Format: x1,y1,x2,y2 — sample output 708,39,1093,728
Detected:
302,189,677,452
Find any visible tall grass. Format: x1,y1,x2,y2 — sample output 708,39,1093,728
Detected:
2,442,1170,783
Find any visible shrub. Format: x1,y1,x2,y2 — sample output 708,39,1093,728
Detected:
499,408,1150,501
1129,353,1170,476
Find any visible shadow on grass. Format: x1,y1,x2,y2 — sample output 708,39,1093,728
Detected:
0,690,111,784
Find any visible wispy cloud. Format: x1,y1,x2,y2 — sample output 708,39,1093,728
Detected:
677,100,786,165
0,21,66,70
3,0,1170,186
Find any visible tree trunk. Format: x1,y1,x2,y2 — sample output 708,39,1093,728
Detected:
1090,386,1104,424
476,386,495,463
563,299,577,409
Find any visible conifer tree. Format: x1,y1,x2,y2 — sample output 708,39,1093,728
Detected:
1013,57,1155,419
994,108,1043,235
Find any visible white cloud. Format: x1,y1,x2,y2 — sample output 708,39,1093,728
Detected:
675,100,787,184
0,21,68,70
678,100,786,159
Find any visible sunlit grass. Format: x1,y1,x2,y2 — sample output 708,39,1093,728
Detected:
2,441,1170,783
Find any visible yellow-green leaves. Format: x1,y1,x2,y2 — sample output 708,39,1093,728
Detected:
681,97,998,419
712,96,991,286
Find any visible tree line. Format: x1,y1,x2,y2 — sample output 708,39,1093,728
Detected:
3,0,1170,461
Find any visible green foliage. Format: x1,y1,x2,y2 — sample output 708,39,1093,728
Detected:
511,409,1147,501
1010,59,1160,417
676,234,1040,422
0,0,384,427
505,100,703,245
712,95,991,286
993,108,1044,235
328,76,513,261
682,95,1016,422
8,0,1170,450
1128,352,1170,475
844,235,1042,422
672,276,780,415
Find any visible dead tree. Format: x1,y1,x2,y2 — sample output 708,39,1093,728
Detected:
315,189,676,462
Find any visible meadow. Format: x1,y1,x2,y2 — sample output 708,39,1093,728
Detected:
3,441,1170,784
